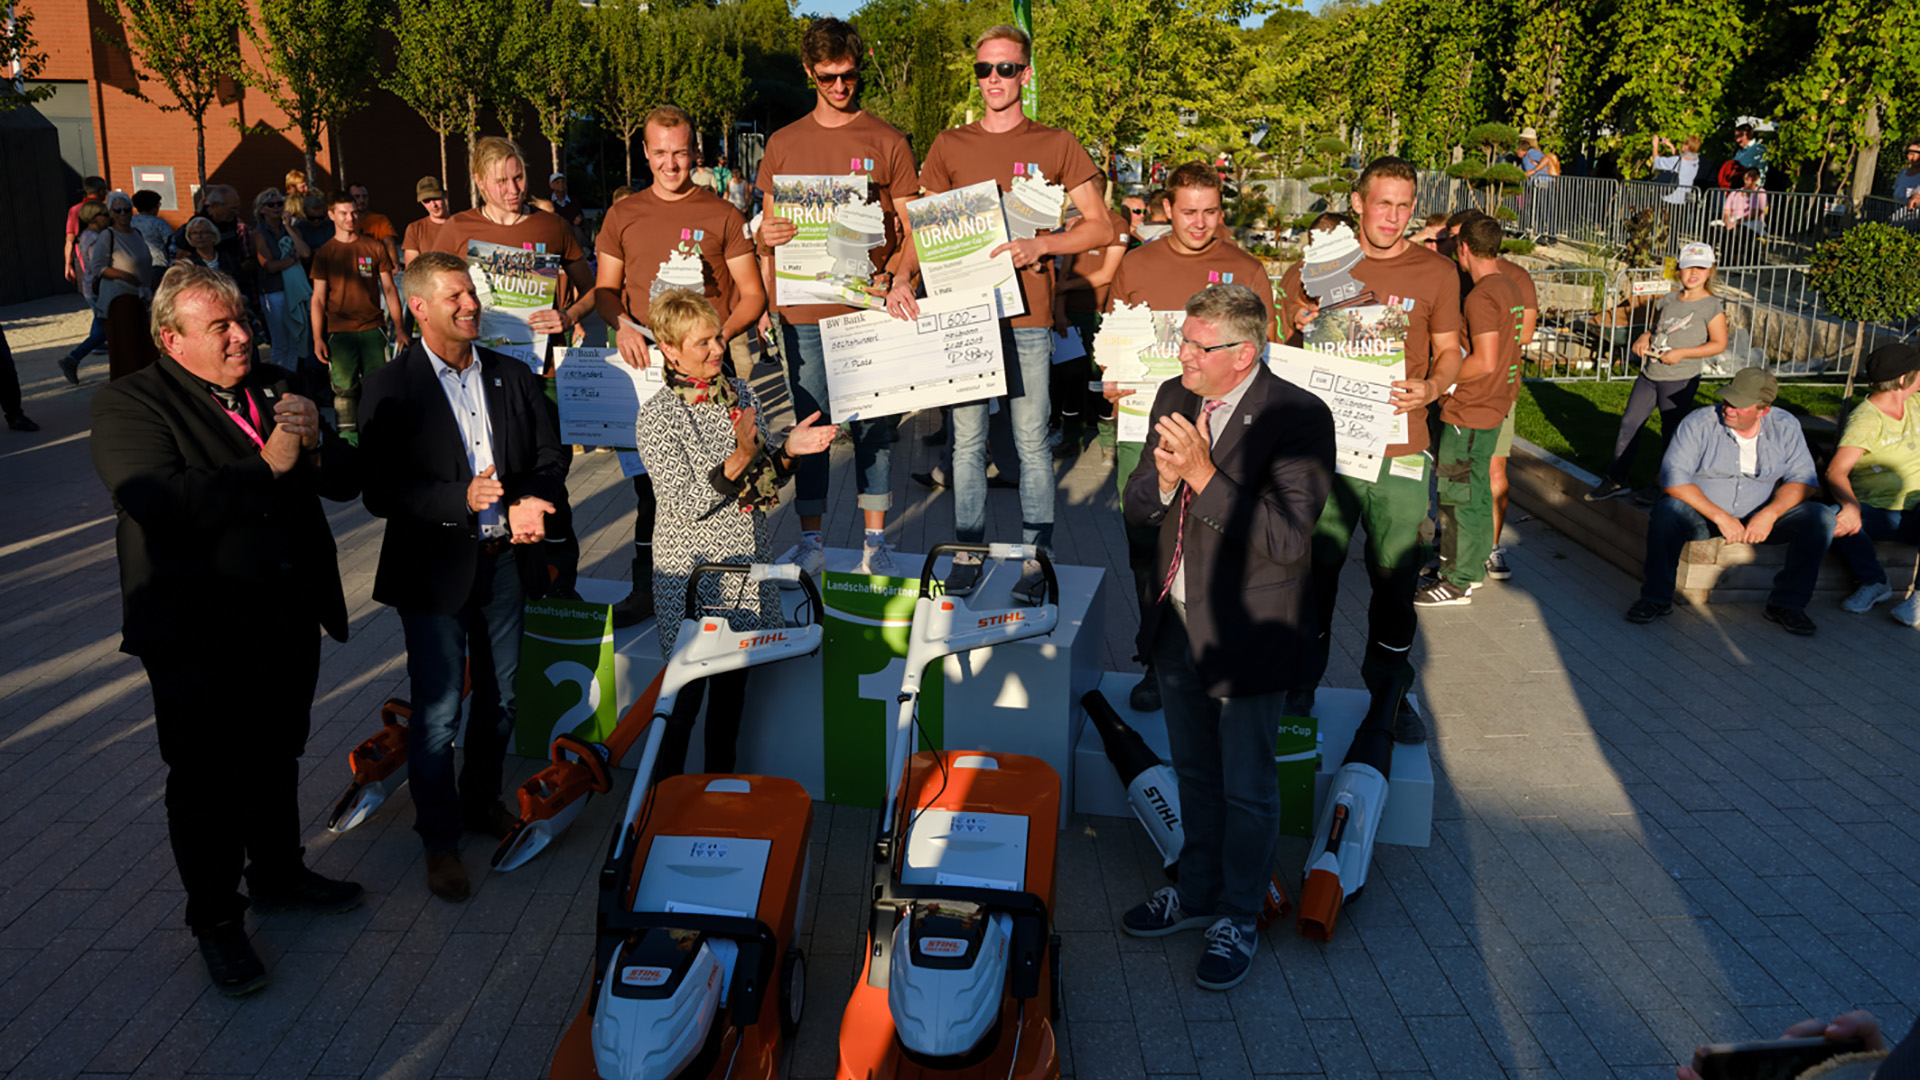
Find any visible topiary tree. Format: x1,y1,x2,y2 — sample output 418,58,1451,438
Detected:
1291,134,1353,213
1808,223,1920,392
1445,122,1525,217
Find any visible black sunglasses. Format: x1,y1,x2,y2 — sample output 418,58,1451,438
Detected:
813,70,858,85
973,61,1027,79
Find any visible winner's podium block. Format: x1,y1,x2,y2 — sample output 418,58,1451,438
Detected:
1072,673,1433,847
574,549,1104,822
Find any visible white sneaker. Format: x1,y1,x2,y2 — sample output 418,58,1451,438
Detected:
1841,581,1893,613
1892,595,1920,627
859,537,897,576
774,536,824,588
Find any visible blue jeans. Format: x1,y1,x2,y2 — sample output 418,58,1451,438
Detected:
258,290,299,370
398,547,524,852
1152,602,1284,926
781,322,892,516
66,313,107,364
953,325,1053,548
1832,504,1920,586
1640,496,1835,610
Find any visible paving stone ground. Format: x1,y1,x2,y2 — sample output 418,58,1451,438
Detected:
3,295,1917,1079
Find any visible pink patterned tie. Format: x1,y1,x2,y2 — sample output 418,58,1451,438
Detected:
1157,400,1224,603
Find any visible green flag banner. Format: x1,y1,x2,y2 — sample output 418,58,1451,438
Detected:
821,570,945,807
514,598,618,757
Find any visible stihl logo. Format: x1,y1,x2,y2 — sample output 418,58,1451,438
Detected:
977,612,1026,628
620,966,670,986
1142,786,1179,830
920,937,970,958
738,632,788,648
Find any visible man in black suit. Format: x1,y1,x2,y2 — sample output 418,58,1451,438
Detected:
91,264,365,997
359,250,566,902
1118,283,1335,992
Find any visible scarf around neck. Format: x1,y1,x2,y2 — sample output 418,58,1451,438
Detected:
663,364,782,512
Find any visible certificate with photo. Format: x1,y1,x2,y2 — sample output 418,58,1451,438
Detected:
468,239,561,371
1095,302,1186,442
902,181,1024,319
1264,342,1407,459
818,290,1007,421
554,346,663,448
769,174,888,309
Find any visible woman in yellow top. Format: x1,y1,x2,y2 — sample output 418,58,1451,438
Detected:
1827,343,1920,625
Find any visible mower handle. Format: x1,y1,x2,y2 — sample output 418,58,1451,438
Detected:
685,561,824,628
915,543,1058,605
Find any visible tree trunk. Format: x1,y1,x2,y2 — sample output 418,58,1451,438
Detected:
623,130,633,185
439,132,449,200
1849,98,1884,211
195,116,208,190
552,136,562,179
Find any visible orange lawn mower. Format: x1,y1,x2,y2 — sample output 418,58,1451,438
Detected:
837,542,1066,1080
549,561,824,1080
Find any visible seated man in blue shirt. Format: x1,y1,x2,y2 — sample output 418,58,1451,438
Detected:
1628,367,1834,635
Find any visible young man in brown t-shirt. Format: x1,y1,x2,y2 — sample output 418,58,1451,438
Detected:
593,106,761,625
885,23,1114,593
1278,157,1462,729
428,136,596,599
310,189,405,441
402,176,453,265
1417,216,1522,607
755,18,919,577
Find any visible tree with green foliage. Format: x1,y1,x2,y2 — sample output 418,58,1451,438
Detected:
389,0,511,200
0,5,56,113
595,0,679,183
243,0,379,186
1447,123,1525,216
96,0,248,188
1502,0,1600,152
1768,0,1920,199
504,0,600,176
1596,0,1749,169
1808,223,1920,391
674,14,751,156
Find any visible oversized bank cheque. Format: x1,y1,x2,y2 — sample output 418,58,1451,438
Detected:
1264,342,1408,461
468,239,561,372
1094,302,1185,443
769,173,889,309
554,346,663,448
818,290,1006,421
901,181,1024,319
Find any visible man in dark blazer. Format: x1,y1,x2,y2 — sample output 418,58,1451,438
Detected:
91,264,365,997
359,250,566,902
1118,283,1335,992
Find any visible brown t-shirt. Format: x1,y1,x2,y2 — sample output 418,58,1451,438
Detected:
1062,208,1131,315
1106,237,1278,340
428,207,584,265
311,234,393,333
597,187,754,327
403,214,447,256
1494,257,1538,314
755,111,919,325
361,212,395,243
918,116,1101,329
1443,272,1525,429
1280,242,1463,456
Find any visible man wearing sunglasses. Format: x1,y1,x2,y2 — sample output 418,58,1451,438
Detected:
1102,160,1277,710
887,23,1114,594
756,17,919,578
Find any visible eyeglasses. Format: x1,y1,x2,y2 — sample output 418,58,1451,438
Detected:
1180,337,1249,355
1127,207,1146,217
813,70,858,86
973,61,1027,79
111,207,132,214
265,200,284,207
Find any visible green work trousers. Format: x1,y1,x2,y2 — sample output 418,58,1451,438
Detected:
1435,421,1501,590
1306,453,1430,695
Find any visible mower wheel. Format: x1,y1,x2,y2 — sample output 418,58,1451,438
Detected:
1049,933,1063,1023
780,947,805,1038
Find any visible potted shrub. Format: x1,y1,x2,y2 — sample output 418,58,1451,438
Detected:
1807,223,1920,393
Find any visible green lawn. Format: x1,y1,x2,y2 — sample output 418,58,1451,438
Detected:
1514,378,1850,488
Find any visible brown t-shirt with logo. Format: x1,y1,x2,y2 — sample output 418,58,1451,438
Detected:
1280,242,1463,457
918,116,1101,330
312,234,394,333
428,207,584,266
597,187,754,328
1062,208,1131,315
1443,272,1524,429
1107,237,1278,341
1494,257,1538,315
755,111,919,326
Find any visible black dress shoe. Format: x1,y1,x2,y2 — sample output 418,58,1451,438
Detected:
547,584,583,602
1391,694,1427,745
912,470,948,490
1128,668,1161,712
611,588,654,628
5,413,38,432
197,920,267,996
1764,604,1816,636
463,801,519,839
427,851,470,902
250,867,366,915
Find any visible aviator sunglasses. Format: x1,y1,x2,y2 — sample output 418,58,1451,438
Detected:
973,61,1028,79
813,69,858,85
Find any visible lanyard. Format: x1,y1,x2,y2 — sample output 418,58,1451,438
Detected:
217,388,268,448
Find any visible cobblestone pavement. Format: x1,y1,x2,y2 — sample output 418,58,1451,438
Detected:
2,297,1917,1078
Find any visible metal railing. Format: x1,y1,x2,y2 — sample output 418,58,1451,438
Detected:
1518,175,1623,250
1524,263,1910,383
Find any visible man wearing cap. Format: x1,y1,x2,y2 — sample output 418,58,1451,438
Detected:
547,172,585,237
1826,343,1920,624
1628,367,1834,635
403,178,454,266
